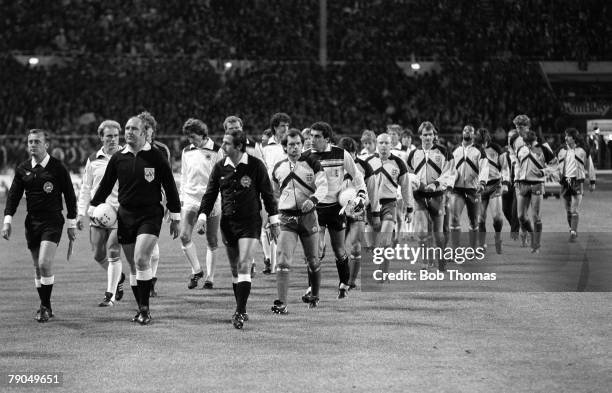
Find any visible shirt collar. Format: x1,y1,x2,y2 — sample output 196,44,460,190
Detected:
224,153,249,168
32,154,50,168
97,146,121,159
268,136,280,145
122,142,151,155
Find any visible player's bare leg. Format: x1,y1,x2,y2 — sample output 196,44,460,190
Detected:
449,192,466,249
180,209,204,289
346,220,365,290
203,215,219,288
91,227,123,305
274,231,298,314
489,196,504,254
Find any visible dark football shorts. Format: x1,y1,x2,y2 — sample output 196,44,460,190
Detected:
481,180,503,200
414,192,445,217
451,187,480,204
380,198,397,222
220,215,262,247
517,182,543,198
25,212,64,250
280,209,319,237
117,205,164,244
561,178,584,199
316,204,346,232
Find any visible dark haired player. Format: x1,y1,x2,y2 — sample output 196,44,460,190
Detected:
199,129,279,329
270,129,328,312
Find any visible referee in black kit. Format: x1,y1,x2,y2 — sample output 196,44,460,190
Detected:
2,129,77,323
199,128,279,329
90,116,181,325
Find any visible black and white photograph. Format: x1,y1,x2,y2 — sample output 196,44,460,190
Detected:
0,1,611,392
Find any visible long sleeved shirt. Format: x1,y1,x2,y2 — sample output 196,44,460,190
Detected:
179,139,221,204
407,144,453,193
303,145,366,206
557,145,596,184
449,143,489,189
199,153,278,222
378,153,414,210
4,154,77,226
272,155,328,211
78,147,119,216
90,142,180,218
262,136,287,177
355,155,380,213
516,143,556,183
483,143,509,184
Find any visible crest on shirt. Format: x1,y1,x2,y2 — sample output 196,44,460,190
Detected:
205,154,211,160
240,175,252,188
144,167,155,182
305,172,314,182
43,182,54,193
391,168,399,177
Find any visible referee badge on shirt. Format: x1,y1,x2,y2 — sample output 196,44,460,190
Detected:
240,175,252,188
144,167,155,182
43,181,54,193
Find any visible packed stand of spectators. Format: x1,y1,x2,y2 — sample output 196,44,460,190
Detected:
1,52,563,173
2,0,610,60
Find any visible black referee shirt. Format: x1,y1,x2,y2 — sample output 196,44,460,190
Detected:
199,153,278,221
4,155,77,219
91,143,180,214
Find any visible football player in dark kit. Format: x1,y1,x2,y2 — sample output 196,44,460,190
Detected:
2,129,77,322
199,129,279,329
90,116,181,325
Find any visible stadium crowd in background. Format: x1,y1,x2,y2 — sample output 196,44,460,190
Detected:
2,0,610,60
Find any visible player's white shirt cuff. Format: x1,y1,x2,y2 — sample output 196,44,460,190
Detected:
169,212,181,221
66,219,77,228
198,213,207,222
269,214,280,225
3,215,12,225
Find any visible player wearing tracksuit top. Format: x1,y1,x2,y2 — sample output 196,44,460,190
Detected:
271,129,328,312
556,127,596,242
407,121,453,270
447,125,489,250
475,128,509,254
513,129,556,253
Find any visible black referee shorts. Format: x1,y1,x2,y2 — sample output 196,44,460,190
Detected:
117,205,164,245
220,215,262,247
316,204,346,232
25,213,64,250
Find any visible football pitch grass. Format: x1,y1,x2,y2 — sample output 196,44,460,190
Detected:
1,184,612,392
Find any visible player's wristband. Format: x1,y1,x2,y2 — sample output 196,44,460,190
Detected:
268,214,280,225
66,219,77,229
309,196,319,205
169,212,181,221
3,215,12,225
